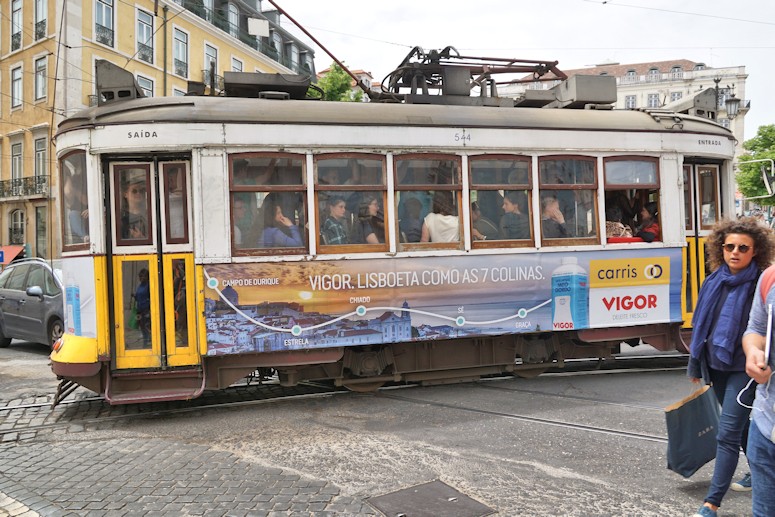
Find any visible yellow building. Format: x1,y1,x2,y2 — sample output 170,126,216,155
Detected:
0,0,314,260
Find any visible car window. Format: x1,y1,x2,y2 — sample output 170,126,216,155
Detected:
44,270,61,296
4,264,30,291
0,266,15,289
26,266,45,291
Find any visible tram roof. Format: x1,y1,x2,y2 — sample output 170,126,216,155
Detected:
56,96,734,139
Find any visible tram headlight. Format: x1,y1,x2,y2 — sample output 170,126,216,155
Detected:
52,337,64,352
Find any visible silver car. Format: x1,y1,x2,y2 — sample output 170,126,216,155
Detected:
0,258,64,348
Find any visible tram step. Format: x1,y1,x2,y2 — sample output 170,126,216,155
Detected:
106,372,206,405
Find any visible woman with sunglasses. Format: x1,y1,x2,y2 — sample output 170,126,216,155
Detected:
689,217,775,517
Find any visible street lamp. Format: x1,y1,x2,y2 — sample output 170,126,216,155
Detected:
712,75,741,121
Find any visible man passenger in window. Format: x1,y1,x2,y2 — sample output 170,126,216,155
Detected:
635,202,660,242
421,191,459,243
322,196,349,245
541,195,569,239
500,191,530,239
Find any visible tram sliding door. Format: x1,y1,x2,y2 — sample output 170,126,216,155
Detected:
683,164,722,328
108,160,198,370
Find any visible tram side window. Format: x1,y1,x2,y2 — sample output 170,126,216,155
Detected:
230,154,306,254
603,158,660,242
395,154,462,249
538,157,597,242
115,164,153,246
698,166,720,230
315,154,387,251
469,156,532,246
61,151,89,248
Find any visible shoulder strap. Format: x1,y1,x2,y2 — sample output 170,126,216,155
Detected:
760,265,775,303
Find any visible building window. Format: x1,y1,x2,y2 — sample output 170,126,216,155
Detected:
35,0,47,40
228,4,239,37
231,57,243,72
95,0,115,47
623,70,637,84
539,157,597,242
173,88,186,97
35,206,47,258
35,56,47,100
695,63,705,71
272,31,283,60
11,0,22,51
670,66,683,79
10,210,25,245
287,43,299,69
204,44,218,76
625,95,636,109
647,93,660,108
646,68,660,82
34,138,47,177
137,75,153,97
136,9,154,63
173,28,188,78
670,91,682,102
11,67,23,108
11,144,23,180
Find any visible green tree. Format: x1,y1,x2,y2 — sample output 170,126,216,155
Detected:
736,124,775,205
311,63,363,102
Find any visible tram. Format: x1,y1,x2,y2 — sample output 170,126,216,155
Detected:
50,55,737,405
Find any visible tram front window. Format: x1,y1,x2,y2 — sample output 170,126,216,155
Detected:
61,151,89,248
116,166,152,245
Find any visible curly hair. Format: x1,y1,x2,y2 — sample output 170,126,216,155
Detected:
706,217,775,272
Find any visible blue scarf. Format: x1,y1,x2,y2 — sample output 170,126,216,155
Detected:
690,262,759,367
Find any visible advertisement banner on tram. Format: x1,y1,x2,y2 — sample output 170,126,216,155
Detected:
202,249,681,355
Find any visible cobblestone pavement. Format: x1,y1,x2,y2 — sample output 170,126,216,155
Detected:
0,382,377,517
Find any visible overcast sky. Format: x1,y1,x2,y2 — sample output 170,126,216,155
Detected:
273,0,774,140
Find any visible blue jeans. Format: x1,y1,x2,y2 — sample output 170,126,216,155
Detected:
748,420,775,517
704,369,754,507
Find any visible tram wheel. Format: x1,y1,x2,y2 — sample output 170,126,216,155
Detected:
514,367,548,379
341,381,385,393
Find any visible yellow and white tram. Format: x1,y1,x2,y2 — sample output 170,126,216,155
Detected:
50,60,736,404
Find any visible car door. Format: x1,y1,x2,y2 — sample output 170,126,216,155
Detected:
17,264,49,344
0,264,31,338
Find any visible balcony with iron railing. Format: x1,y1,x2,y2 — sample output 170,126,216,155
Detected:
11,31,21,51
0,176,49,200
137,42,153,63
201,70,225,91
95,23,114,47
35,20,46,40
174,58,188,78
184,3,311,75
9,228,24,245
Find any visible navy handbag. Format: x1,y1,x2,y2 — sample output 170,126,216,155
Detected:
665,385,720,478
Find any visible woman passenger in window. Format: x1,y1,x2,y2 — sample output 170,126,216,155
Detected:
260,203,303,248
500,191,530,239
471,202,499,241
421,191,459,243
350,196,384,244
540,195,569,239
120,170,148,240
635,202,660,242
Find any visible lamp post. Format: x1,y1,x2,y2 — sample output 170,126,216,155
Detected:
713,76,722,121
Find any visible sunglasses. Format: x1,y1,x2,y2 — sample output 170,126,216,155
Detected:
722,243,752,253
130,187,146,195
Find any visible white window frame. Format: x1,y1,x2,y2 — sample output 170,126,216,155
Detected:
11,66,23,109
11,210,25,245
95,0,115,48
231,57,243,72
136,8,154,64
11,143,23,180
34,137,47,177
647,93,660,108
670,91,682,102
228,4,239,37
172,88,187,97
624,95,636,109
34,56,47,100
204,43,218,76
137,75,154,97
34,0,47,40
12,0,23,50
173,27,189,79
647,68,660,82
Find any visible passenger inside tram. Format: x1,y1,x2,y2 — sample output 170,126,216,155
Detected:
500,190,530,239
420,191,460,243
540,195,569,239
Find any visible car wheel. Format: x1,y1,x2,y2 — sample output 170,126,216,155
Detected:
0,325,11,348
49,318,64,348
